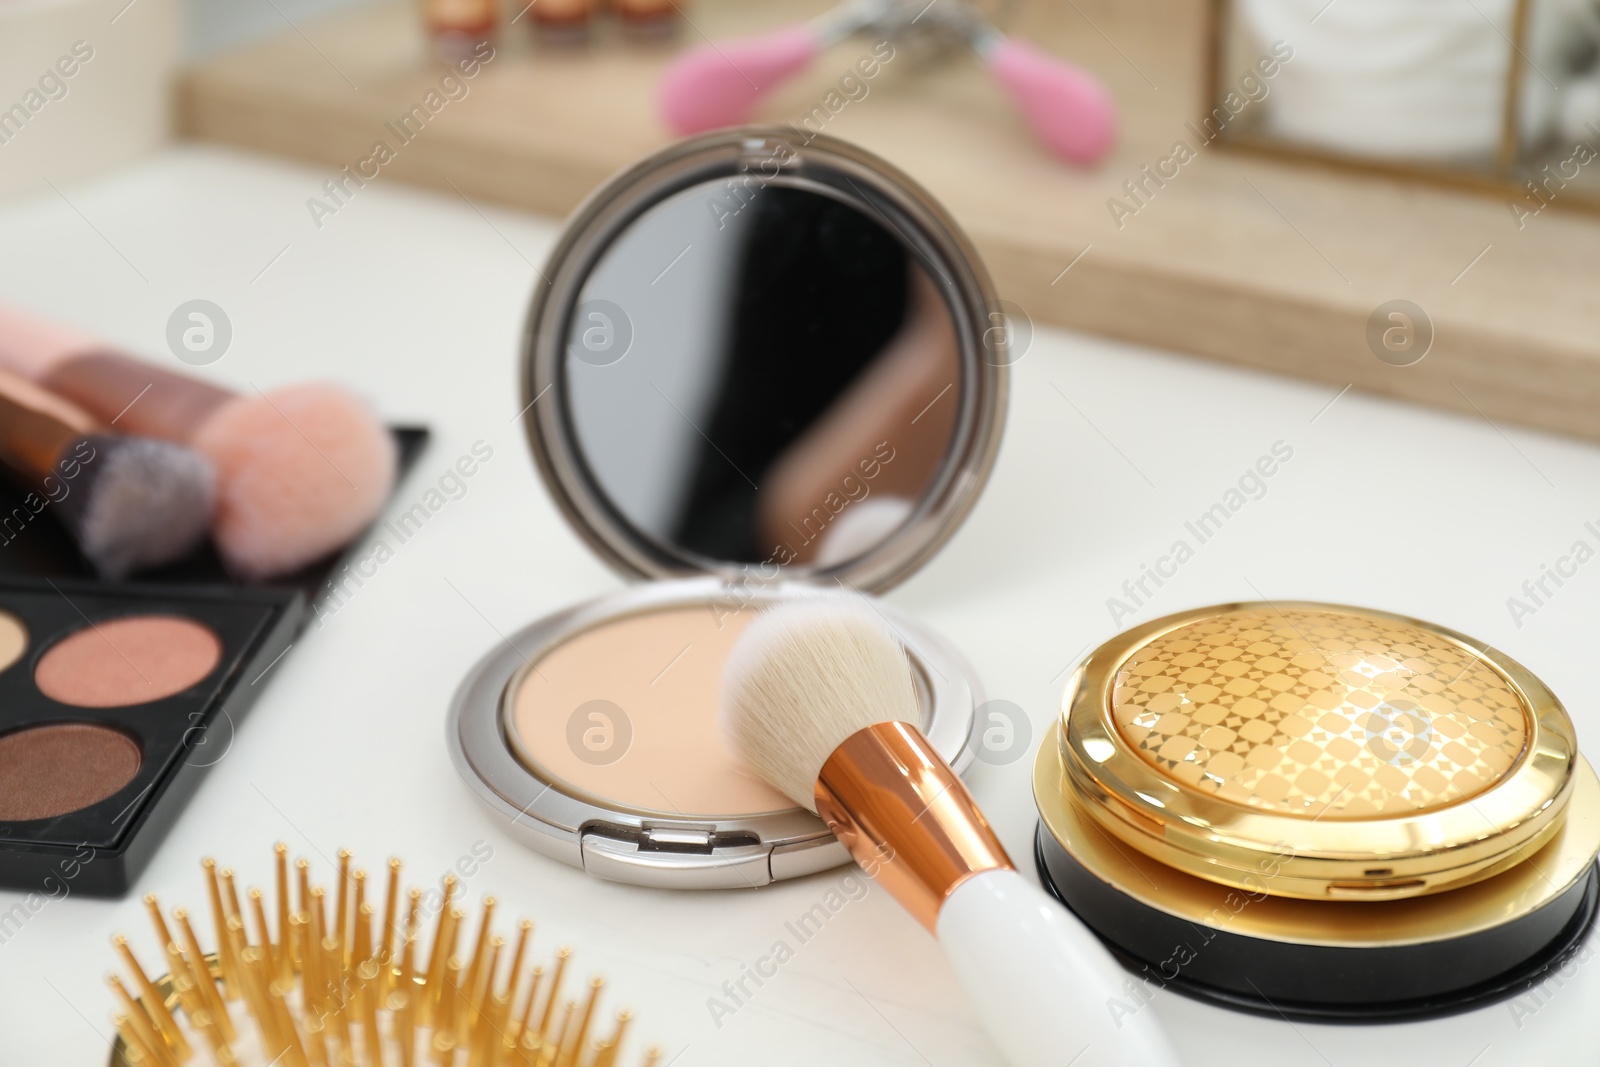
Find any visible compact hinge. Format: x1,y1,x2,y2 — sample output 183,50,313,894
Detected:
641,827,715,853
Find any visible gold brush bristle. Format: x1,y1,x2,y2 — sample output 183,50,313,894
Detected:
108,846,662,1067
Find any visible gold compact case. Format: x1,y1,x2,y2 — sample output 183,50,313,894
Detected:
1034,602,1600,1019
449,128,1010,890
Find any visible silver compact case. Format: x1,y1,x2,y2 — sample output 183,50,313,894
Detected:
448,128,1011,889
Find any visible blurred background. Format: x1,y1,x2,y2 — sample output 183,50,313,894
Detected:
5,0,1598,442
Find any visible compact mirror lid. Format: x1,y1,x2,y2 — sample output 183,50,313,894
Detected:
522,128,1008,592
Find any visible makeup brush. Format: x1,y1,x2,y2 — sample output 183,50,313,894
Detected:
723,600,1182,1067
0,302,397,580
110,845,660,1067
0,369,215,578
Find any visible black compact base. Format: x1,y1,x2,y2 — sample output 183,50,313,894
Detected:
1035,823,1600,1023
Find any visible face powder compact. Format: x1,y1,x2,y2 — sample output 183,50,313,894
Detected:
449,128,1009,889
1034,601,1600,1019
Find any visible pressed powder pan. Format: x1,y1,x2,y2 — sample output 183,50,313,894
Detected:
1034,602,1600,1019
450,129,1009,889
505,605,788,818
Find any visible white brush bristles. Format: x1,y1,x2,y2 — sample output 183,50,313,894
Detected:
722,598,920,812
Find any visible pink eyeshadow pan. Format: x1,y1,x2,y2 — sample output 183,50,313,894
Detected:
35,614,223,708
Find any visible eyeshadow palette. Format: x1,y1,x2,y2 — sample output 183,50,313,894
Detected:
0,427,429,897
0,578,296,895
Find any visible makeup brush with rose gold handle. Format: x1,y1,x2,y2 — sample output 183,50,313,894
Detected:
0,368,215,577
723,599,1181,1067
0,301,396,579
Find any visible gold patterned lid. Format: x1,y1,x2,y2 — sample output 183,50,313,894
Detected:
1060,603,1579,900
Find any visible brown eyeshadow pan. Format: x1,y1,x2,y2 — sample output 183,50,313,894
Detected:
35,614,222,708
0,723,142,821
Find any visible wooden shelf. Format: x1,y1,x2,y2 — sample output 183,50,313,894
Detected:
179,0,1600,443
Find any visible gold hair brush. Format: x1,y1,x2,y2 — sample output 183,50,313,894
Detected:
108,844,659,1067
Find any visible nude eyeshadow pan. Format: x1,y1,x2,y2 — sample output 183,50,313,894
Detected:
0,610,24,675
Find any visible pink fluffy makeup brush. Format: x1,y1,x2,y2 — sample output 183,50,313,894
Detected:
0,303,397,579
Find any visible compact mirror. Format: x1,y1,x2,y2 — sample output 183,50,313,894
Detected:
523,129,1007,592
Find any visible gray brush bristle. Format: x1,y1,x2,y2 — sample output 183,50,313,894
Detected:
67,435,217,578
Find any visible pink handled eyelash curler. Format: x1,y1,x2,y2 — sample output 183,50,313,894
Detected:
657,0,1117,165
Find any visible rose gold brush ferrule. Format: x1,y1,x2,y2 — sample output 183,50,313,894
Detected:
0,370,97,473
45,352,233,444
814,721,1012,932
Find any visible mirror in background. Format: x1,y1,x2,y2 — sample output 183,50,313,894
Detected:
1211,0,1600,215
564,182,961,570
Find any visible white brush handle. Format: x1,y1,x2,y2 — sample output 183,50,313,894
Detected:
937,869,1182,1067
